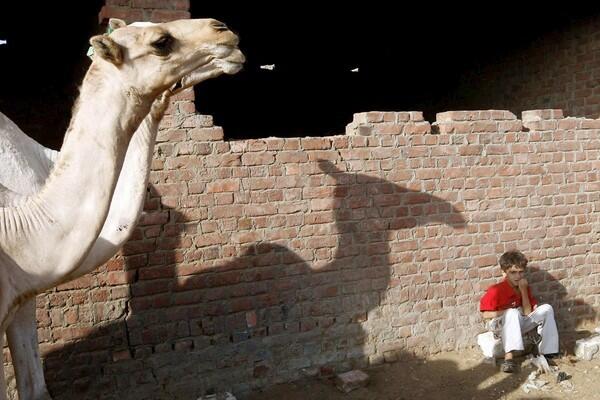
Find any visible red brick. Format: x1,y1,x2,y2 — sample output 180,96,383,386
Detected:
122,240,156,256
150,9,190,22
194,232,226,247
242,152,275,165
98,6,144,23
138,211,169,226
189,127,223,141
231,231,262,244
54,326,96,341
246,204,277,216
151,183,187,196
373,123,402,135
415,169,442,180
105,270,134,285
132,0,189,9
206,179,240,193
106,0,131,5
157,129,186,143
55,275,94,291
301,138,331,150
403,122,431,134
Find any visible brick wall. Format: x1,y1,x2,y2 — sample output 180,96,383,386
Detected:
99,0,190,24
454,15,600,119
5,106,600,399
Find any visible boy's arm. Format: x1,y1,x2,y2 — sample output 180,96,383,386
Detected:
519,279,532,315
481,310,505,319
480,286,502,319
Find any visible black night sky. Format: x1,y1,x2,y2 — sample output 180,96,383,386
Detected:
0,2,598,148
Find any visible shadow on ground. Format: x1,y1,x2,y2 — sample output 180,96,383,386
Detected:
246,348,561,400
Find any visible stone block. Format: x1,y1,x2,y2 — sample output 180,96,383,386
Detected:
335,369,370,393
574,335,600,360
477,332,504,359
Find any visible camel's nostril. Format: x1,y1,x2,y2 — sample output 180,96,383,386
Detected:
211,21,229,32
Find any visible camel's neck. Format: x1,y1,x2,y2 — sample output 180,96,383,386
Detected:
43,67,146,207
70,99,165,278
2,64,152,289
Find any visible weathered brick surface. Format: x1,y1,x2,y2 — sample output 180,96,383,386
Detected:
99,0,190,24
4,107,600,399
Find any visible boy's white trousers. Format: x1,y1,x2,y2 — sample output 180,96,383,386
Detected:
488,304,559,355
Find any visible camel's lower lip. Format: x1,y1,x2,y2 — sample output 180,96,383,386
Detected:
171,80,183,93
169,60,244,94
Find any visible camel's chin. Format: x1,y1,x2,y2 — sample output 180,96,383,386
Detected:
170,62,244,94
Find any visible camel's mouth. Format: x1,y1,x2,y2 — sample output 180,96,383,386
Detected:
171,80,184,93
170,48,245,95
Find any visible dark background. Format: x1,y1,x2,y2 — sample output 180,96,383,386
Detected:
0,2,598,148
0,1,104,149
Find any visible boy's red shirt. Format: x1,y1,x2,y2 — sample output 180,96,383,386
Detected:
480,279,538,312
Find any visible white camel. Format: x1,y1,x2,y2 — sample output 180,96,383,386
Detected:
0,18,244,400
2,20,242,400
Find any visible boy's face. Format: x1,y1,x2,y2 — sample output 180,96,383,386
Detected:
504,265,526,287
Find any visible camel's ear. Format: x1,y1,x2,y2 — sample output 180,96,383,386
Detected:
108,18,127,31
90,35,123,65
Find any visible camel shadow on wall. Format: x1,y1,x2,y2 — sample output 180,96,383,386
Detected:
39,160,495,399
527,265,597,351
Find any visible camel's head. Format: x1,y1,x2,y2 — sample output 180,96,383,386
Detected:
89,18,244,97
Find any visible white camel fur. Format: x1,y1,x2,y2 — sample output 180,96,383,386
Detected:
0,18,244,400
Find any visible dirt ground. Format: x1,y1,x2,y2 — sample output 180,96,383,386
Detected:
247,347,600,400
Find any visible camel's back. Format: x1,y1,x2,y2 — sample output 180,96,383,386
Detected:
0,111,57,197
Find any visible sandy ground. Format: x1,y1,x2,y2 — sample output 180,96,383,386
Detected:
246,347,599,400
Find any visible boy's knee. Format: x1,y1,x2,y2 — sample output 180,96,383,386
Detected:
504,308,520,319
537,303,554,315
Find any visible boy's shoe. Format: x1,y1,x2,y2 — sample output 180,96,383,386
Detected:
500,359,517,373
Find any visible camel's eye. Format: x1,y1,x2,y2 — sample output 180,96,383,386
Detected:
151,34,174,54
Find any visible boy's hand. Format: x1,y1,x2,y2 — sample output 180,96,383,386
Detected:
518,278,529,291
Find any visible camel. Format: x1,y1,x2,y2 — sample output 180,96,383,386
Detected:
0,18,244,400
1,29,242,400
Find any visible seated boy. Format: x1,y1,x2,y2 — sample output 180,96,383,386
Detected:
480,250,559,373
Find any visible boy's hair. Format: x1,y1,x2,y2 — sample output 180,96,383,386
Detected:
499,250,528,272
